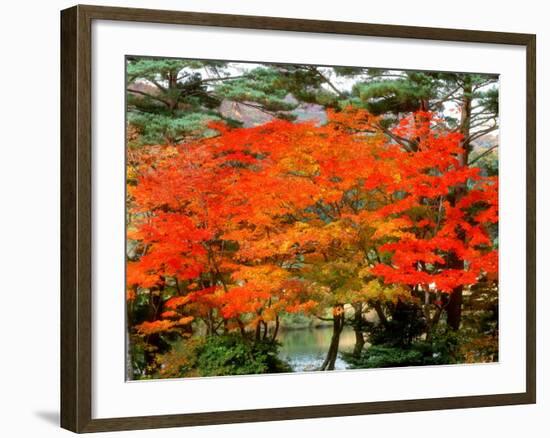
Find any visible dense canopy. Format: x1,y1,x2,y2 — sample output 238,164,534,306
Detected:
126,58,499,378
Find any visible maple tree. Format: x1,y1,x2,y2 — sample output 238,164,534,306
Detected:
367,111,498,340
126,104,498,377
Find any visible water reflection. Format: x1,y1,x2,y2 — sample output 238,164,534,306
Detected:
277,326,356,372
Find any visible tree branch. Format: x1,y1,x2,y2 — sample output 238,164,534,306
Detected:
376,123,417,152
127,88,170,107
150,79,167,92
468,144,498,165
467,125,498,143
430,85,462,108
229,99,280,117
315,314,334,322
309,66,345,98
202,75,249,83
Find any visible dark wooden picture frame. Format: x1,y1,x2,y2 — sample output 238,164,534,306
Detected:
61,4,536,433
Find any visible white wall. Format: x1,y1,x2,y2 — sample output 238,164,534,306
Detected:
0,0,545,436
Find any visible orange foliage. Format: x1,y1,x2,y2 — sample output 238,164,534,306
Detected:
127,108,498,334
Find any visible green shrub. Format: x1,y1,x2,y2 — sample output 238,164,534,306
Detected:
194,334,291,377
344,345,424,368
344,328,464,369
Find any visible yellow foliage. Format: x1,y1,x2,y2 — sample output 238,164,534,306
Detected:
359,279,410,303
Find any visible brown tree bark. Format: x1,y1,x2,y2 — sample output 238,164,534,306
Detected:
320,304,345,371
271,315,280,342
352,302,366,357
444,77,472,331
446,286,463,331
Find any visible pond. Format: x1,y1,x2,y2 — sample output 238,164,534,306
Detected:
277,326,356,372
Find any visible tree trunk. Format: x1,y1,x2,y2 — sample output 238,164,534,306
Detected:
237,318,247,337
446,286,463,330
372,300,388,327
320,304,345,371
168,70,179,112
424,292,444,341
206,309,214,336
352,302,365,357
445,77,472,331
271,315,280,342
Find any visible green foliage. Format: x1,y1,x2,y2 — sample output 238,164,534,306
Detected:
471,147,498,177
272,65,339,105
459,282,499,362
332,66,365,77
146,334,292,378
126,58,230,144
476,86,499,114
353,73,436,115
129,336,149,379
193,335,291,377
301,259,367,306
215,67,297,112
127,58,201,82
344,345,424,368
127,111,221,145
420,328,463,364
345,328,463,369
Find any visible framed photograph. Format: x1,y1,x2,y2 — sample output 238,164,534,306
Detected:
60,4,536,433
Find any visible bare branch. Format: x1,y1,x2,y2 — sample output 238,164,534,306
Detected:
126,88,171,107
468,144,498,165
202,75,249,83
467,125,498,143
308,66,345,98
150,79,167,92
315,314,334,322
431,85,462,108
